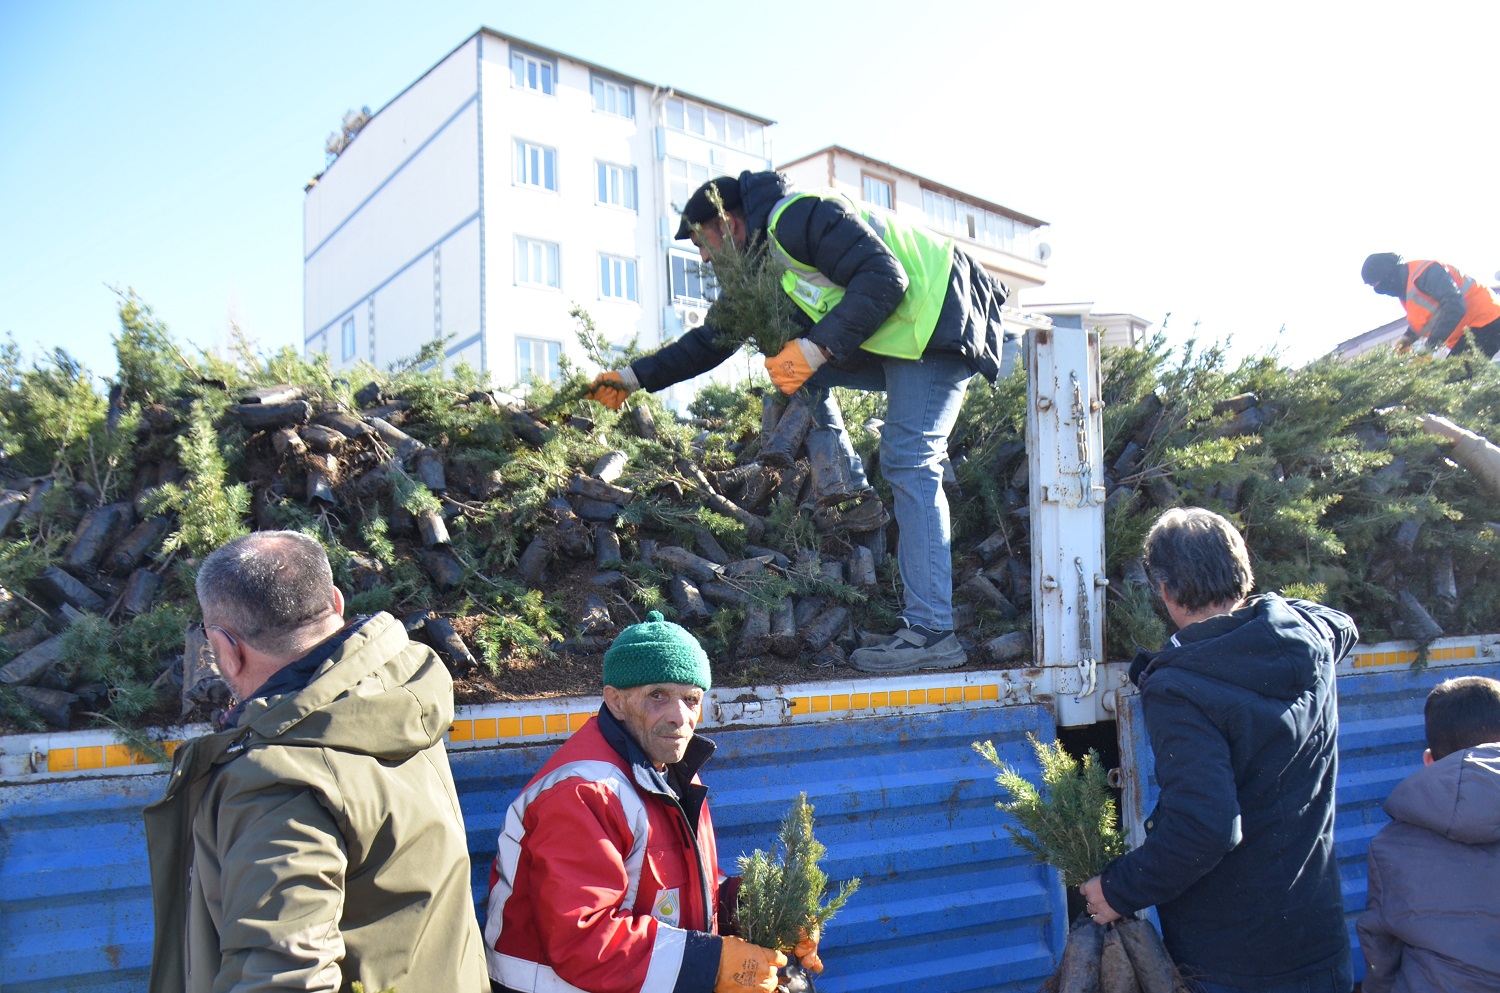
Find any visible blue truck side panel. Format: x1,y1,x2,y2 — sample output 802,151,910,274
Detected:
1116,661,1500,986
0,705,1062,993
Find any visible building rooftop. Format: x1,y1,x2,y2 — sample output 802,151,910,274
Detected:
778,144,1046,227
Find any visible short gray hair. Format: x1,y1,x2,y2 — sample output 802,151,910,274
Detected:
1143,507,1254,611
196,531,338,656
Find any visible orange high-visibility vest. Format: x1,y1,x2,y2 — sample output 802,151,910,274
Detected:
1404,260,1500,348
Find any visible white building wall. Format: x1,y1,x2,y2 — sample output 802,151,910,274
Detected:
438,221,483,369
370,256,434,368
304,37,479,249
303,37,481,372
307,37,483,373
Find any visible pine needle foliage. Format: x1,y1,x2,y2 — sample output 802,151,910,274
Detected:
145,401,251,557
692,186,802,358
972,733,1125,888
471,579,565,671
737,793,860,952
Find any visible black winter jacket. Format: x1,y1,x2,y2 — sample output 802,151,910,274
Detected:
1101,593,1358,988
631,170,1016,391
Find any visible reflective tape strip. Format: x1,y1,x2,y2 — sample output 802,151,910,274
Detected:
484,759,653,982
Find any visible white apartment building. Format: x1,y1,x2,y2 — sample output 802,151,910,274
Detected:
778,145,1051,294
302,29,771,410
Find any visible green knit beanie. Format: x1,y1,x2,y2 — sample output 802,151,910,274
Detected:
603,611,712,690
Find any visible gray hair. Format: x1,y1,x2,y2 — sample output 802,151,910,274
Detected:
196,531,338,656
1143,507,1254,611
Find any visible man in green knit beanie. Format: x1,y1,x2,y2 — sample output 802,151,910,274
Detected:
486,611,821,993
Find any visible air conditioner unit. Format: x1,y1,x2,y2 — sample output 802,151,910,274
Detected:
680,306,708,329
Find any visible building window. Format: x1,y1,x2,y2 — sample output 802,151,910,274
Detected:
340,316,356,360
515,140,557,191
669,250,718,304
591,76,632,117
516,337,563,383
511,50,555,94
596,161,637,210
664,97,764,154
862,175,894,210
516,237,560,289
921,189,1034,254
600,254,638,302
668,157,710,218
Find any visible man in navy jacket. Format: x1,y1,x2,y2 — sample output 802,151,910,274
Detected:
1081,507,1357,993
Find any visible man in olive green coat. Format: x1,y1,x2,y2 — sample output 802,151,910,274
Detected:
144,531,488,992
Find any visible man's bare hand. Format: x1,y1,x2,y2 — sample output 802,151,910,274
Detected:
1079,875,1123,925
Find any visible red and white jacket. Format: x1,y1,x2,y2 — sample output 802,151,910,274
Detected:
485,707,726,993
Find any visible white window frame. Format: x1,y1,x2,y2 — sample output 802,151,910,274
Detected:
595,161,637,210
599,254,638,302
340,316,356,360
515,236,560,289
664,96,766,155
591,75,633,118
516,336,563,384
669,249,718,304
515,140,557,191
511,49,556,95
668,156,710,222
862,174,894,210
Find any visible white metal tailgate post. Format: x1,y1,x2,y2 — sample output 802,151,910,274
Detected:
1027,326,1110,727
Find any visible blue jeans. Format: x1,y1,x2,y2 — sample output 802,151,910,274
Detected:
806,354,973,631
1189,960,1352,993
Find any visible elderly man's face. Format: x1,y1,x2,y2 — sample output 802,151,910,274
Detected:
603,682,704,769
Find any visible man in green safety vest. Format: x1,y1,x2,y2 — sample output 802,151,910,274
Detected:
588,170,1020,672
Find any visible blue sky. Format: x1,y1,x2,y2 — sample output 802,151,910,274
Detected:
4,1,1499,382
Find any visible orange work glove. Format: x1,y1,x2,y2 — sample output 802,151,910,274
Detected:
764,339,827,395
715,935,785,993
585,369,636,410
793,928,823,974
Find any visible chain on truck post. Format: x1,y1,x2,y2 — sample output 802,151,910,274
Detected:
1074,556,1097,698
1071,372,1097,507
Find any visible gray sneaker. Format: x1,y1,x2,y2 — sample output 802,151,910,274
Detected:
849,623,967,673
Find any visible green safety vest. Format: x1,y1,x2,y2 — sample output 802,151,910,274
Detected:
766,190,955,359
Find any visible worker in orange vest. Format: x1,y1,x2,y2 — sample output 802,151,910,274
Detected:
1362,253,1500,359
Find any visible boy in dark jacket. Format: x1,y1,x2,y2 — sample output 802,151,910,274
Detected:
586,170,1019,672
1079,507,1356,993
1357,675,1500,993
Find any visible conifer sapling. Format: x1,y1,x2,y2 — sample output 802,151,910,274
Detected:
736,793,859,961
691,187,801,358
973,733,1125,888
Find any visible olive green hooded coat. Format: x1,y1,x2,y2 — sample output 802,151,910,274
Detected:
143,612,488,993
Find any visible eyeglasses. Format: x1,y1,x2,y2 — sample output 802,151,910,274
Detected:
205,624,239,648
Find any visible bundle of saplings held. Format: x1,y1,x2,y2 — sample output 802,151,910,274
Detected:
974,734,1190,993
736,793,859,993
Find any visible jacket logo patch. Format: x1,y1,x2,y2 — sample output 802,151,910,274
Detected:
652,887,681,927
791,281,824,308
